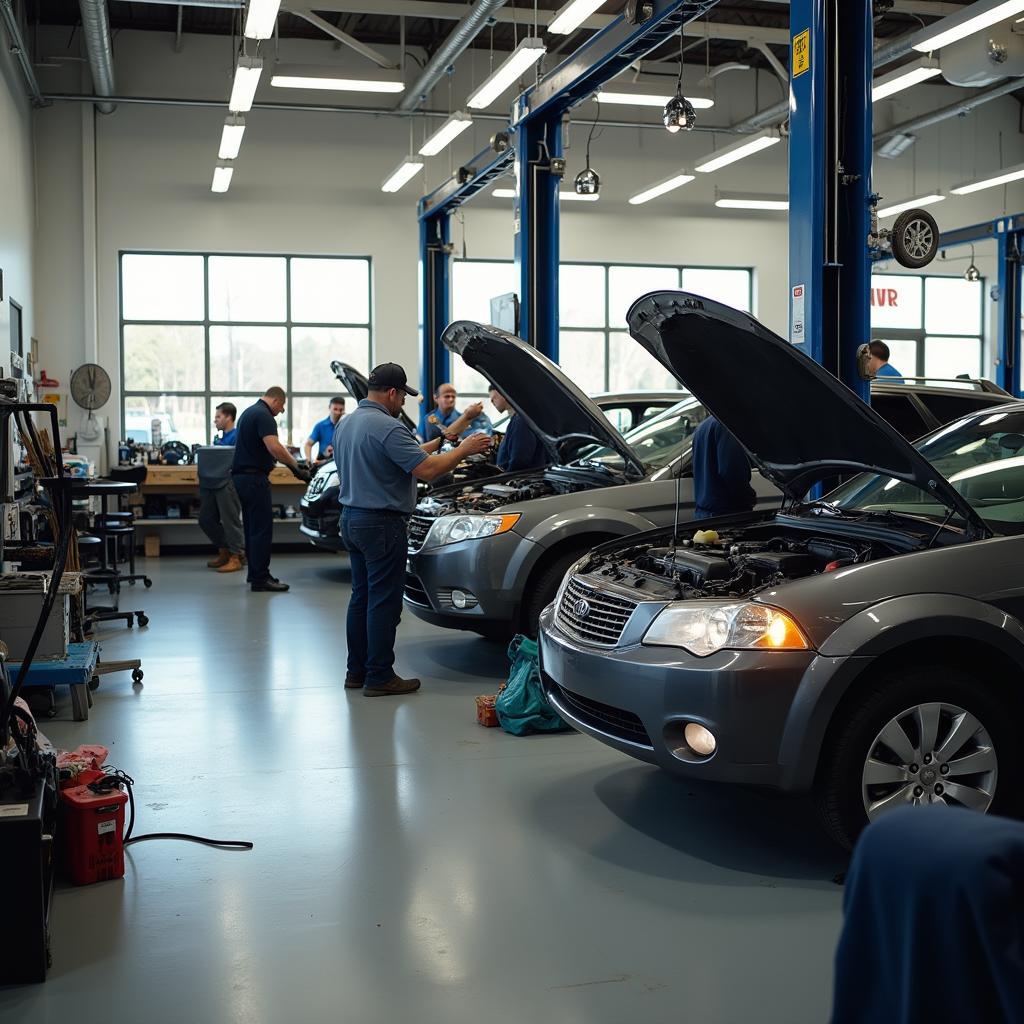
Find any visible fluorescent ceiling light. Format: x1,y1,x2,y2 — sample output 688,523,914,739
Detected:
492,188,598,202
381,156,424,193
548,0,606,35
872,57,941,101
877,132,916,159
694,128,781,174
211,163,234,194
244,0,281,40
951,160,1024,194
911,0,1024,52
419,112,473,156
597,85,714,109
229,55,263,113
715,192,789,211
467,37,545,110
270,64,405,93
628,172,695,205
218,114,245,160
876,193,945,218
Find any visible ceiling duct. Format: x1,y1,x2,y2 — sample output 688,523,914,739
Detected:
79,0,117,113
398,0,509,111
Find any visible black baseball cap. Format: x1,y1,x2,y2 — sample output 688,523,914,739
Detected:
367,362,419,396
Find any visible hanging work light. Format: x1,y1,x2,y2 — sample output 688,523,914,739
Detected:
965,246,981,282
663,27,696,133
574,165,601,195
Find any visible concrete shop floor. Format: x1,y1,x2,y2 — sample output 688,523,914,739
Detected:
0,553,847,1024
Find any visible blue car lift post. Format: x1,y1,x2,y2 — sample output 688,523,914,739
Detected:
416,1,721,399
939,216,1024,397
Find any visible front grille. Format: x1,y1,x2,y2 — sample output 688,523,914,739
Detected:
407,515,433,553
301,514,320,532
404,573,430,606
549,682,652,747
555,575,637,647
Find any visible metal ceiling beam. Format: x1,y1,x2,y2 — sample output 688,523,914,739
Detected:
875,77,1024,139
282,4,397,68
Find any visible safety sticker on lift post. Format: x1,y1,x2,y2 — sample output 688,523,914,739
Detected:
793,29,810,78
791,284,806,345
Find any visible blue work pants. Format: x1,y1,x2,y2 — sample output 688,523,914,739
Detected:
232,472,274,583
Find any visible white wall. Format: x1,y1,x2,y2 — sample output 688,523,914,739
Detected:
29,27,1024,454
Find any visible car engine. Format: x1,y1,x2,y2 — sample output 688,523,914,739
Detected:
577,523,894,601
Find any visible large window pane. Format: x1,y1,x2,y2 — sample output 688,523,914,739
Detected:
451,359,492,398
210,326,287,392
924,336,982,380
123,325,205,391
608,332,678,391
870,274,922,330
452,261,518,323
291,327,371,391
559,331,606,394
291,258,369,324
608,266,679,328
124,395,207,447
877,338,919,379
121,254,204,321
209,256,287,322
681,268,751,312
924,277,982,336
560,265,606,328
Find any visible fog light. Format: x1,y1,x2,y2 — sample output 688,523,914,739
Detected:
452,589,470,609
684,722,717,757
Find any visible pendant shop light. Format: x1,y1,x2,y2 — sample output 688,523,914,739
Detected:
628,172,695,205
872,56,941,101
381,156,424,193
270,65,405,93
467,38,545,110
950,161,1024,194
911,0,1024,52
492,188,598,202
875,193,945,218
663,27,697,133
419,112,474,156
211,163,234,194
715,192,789,211
229,55,263,113
597,81,714,109
244,0,282,41
694,128,782,174
218,115,246,160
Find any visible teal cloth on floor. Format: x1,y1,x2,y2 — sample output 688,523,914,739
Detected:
496,635,571,736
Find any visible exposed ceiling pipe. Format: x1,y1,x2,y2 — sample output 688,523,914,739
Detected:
398,0,508,111
0,0,44,106
79,0,117,113
875,76,1024,139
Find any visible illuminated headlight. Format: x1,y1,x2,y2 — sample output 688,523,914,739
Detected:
643,601,809,656
423,513,521,549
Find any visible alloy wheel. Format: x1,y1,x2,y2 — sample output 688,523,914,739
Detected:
861,701,998,822
902,218,934,261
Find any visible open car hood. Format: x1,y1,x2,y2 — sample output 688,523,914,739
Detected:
626,291,985,533
442,322,646,477
331,360,416,434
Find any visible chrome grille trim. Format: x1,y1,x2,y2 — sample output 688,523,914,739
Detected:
555,575,637,648
406,515,433,553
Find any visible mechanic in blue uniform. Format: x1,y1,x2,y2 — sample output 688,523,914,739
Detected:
691,414,756,520
303,395,346,464
422,382,491,443
488,386,547,472
867,339,902,379
231,387,311,593
334,364,491,696
198,402,244,572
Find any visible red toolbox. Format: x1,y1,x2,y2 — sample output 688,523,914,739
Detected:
60,783,127,885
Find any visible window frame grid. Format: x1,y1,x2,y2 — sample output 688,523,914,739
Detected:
119,250,373,446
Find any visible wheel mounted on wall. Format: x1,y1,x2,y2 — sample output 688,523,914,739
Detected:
890,208,939,269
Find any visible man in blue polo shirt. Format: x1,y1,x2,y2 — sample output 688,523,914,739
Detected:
334,363,491,696
303,396,346,464
691,415,756,520
867,339,903,380
231,387,311,593
422,382,492,443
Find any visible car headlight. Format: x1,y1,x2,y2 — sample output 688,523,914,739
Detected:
423,513,521,549
643,601,809,657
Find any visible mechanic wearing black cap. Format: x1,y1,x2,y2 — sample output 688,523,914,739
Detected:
231,386,311,593
334,363,491,696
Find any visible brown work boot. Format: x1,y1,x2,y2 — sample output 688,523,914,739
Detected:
206,548,230,568
217,554,244,573
344,673,364,689
364,675,421,697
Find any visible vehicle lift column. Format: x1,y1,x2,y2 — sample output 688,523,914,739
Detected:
419,212,452,406
788,0,873,402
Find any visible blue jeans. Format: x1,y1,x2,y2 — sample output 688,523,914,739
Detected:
232,472,273,583
341,508,408,685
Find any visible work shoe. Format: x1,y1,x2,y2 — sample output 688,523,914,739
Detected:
217,554,244,574
206,548,230,568
251,578,290,592
344,674,365,689
364,675,421,697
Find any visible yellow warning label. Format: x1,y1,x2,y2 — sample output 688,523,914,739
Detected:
793,29,811,78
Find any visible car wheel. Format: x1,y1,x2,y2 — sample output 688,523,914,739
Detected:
522,548,591,639
814,665,1019,850
890,209,939,269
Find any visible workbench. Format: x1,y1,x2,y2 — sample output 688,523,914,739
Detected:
9,640,100,722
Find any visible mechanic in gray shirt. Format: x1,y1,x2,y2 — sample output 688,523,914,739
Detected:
334,362,490,697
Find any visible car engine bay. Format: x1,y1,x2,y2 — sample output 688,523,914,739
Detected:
414,469,600,518
576,522,902,601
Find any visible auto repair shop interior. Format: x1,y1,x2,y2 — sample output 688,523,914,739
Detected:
2,0,1024,1020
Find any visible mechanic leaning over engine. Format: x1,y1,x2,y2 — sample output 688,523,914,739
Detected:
488,386,548,473
691,414,756,520
333,363,491,696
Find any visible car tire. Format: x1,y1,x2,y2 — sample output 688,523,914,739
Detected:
522,548,591,639
890,208,939,269
814,665,1020,850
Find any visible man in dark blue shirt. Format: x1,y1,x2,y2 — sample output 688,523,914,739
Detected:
199,402,244,572
303,396,345,464
489,387,548,472
691,415,755,520
231,387,310,592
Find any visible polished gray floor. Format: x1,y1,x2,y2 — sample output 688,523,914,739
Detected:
1,553,846,1023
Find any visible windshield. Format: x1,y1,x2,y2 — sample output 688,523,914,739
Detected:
570,397,707,473
828,408,1024,531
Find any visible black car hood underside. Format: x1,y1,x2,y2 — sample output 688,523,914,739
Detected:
442,321,645,477
331,360,416,434
626,290,984,532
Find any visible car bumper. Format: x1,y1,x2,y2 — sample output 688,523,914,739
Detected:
298,502,342,551
538,604,816,791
